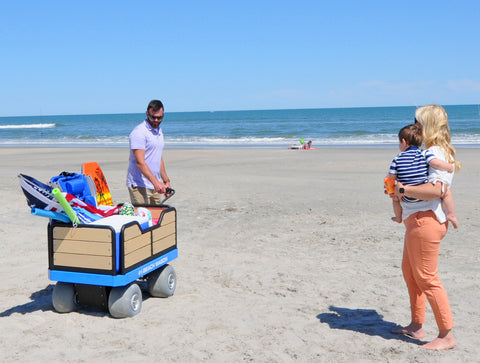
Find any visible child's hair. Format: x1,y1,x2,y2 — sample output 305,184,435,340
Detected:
398,123,423,147
415,105,461,171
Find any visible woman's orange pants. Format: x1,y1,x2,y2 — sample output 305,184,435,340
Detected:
402,210,454,331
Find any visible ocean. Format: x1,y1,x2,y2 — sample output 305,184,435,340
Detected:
0,105,479,148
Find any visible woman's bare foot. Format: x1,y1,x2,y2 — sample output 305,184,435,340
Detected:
392,323,424,339
391,216,402,223
421,330,456,350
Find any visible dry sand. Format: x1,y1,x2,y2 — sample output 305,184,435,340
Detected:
0,147,478,362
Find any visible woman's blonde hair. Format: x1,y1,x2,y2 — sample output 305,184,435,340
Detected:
415,105,461,171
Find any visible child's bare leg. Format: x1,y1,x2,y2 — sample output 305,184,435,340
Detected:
391,198,402,223
442,188,458,229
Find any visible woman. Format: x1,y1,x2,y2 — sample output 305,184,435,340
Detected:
393,105,460,350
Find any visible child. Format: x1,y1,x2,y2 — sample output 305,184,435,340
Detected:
386,124,456,225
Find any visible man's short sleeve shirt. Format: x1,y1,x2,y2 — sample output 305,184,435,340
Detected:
126,119,164,189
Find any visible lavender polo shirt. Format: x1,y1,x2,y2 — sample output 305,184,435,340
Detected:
126,119,164,190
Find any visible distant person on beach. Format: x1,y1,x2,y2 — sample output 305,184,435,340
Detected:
302,140,312,150
386,124,456,226
391,105,460,350
289,139,313,150
126,99,171,204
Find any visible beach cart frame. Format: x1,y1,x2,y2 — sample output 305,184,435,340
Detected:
47,204,178,318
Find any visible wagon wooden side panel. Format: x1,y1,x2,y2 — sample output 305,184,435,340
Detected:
48,224,116,274
48,206,177,276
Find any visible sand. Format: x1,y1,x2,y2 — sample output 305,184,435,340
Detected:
0,147,478,362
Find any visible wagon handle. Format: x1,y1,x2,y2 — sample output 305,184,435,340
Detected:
162,188,175,205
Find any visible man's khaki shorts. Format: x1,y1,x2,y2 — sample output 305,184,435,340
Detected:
128,186,163,205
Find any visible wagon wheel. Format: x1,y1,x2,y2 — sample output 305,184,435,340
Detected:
52,282,77,313
147,264,176,298
108,283,142,318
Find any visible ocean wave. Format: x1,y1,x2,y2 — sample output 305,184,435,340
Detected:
0,134,479,147
0,123,56,129
166,134,480,146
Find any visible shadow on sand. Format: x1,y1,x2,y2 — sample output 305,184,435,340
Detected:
1,282,152,318
0,285,55,316
317,306,423,345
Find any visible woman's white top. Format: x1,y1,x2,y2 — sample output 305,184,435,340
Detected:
401,146,454,223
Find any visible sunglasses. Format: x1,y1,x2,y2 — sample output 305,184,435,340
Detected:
148,112,163,121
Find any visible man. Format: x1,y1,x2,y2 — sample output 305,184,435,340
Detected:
126,100,171,204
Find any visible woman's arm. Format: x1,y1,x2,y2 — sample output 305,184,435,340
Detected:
395,180,444,200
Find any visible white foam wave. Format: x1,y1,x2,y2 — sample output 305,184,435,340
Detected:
0,134,479,147
0,123,56,129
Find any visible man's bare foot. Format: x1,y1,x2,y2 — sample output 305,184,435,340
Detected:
391,216,402,223
392,323,424,339
447,215,459,229
421,330,456,350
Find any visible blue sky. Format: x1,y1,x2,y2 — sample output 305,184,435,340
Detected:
1,1,479,116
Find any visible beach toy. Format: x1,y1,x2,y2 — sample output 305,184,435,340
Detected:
31,208,71,223
71,206,103,223
50,172,97,207
19,173,118,223
52,188,81,225
384,177,396,196
120,203,134,216
135,207,153,227
64,192,120,221
18,173,62,211
82,162,114,206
